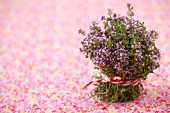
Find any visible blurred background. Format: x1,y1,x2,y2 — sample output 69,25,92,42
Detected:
0,0,170,112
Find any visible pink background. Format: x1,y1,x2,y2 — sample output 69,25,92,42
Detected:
0,0,170,112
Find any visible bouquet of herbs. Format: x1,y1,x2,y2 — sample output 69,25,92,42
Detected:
79,3,160,102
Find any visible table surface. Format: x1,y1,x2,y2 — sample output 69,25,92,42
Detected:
0,0,170,112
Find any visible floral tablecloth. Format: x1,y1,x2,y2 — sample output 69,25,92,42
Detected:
0,0,170,112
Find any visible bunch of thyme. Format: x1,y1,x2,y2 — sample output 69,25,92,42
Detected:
79,3,160,102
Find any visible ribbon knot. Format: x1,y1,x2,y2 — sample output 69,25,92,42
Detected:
109,76,121,81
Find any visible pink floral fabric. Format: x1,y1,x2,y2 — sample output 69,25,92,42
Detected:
0,0,170,112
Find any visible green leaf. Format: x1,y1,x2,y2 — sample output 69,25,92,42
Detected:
104,21,109,27
107,72,115,77
151,42,155,46
122,27,126,33
78,29,85,36
123,40,128,47
116,22,122,31
130,39,134,45
129,34,135,38
107,17,112,21
107,27,112,34
150,70,154,73
93,38,98,43
116,32,120,37
135,35,139,41
108,37,112,49
94,67,99,70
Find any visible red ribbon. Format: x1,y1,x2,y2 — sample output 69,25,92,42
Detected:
83,75,120,89
83,75,141,89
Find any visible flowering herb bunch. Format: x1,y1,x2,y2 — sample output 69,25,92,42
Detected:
79,3,160,102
